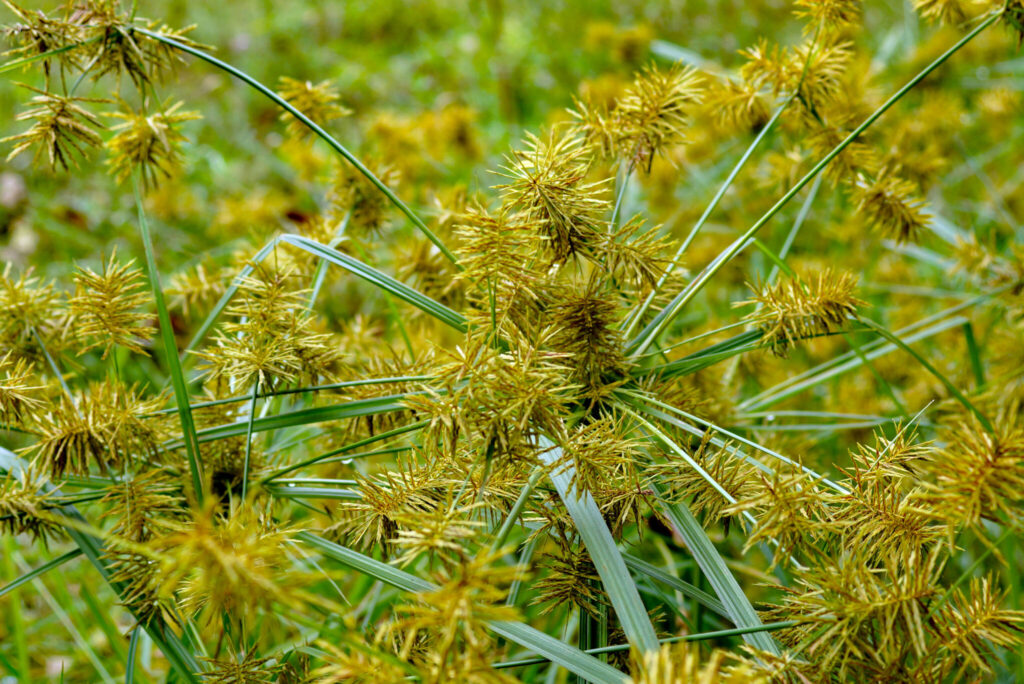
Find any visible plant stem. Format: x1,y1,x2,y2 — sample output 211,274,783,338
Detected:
133,27,459,266
241,379,260,499
622,98,792,338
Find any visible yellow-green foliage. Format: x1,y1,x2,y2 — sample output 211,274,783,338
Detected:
2,1,1024,682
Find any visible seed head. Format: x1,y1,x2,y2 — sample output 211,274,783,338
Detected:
105,100,201,189
913,0,971,25
499,131,609,264
156,501,308,625
614,63,703,169
2,85,104,172
0,458,66,546
852,172,931,243
794,0,862,34
277,76,351,140
741,269,865,355
69,249,153,357
0,353,45,425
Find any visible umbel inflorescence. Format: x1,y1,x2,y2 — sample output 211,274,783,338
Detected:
2,0,1024,682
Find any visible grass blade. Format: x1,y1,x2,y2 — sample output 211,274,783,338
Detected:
135,27,458,265
539,438,660,654
649,482,779,654
0,548,83,600
622,553,729,619
858,316,993,432
297,531,629,684
167,392,416,447
493,621,799,670
280,235,467,332
135,180,205,502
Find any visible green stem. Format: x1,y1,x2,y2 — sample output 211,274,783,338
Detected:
134,178,205,503
241,379,260,499
493,621,799,669
858,316,993,432
629,11,1001,355
133,27,458,266
623,98,792,338
0,36,102,75
490,465,545,552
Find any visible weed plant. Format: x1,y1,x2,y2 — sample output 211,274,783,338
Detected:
2,0,1024,682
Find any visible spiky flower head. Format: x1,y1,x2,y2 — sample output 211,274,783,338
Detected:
916,418,1024,531
389,549,523,675
0,352,44,425
647,432,759,531
0,458,66,546
70,3,201,87
199,647,285,684
597,217,672,292
2,85,104,172
415,334,574,465
726,467,831,566
627,642,765,684
328,159,399,236
306,639,407,684
29,379,164,477
2,1,84,76
392,498,485,568
741,39,852,112
69,249,153,357
614,63,703,170
156,501,309,625
769,548,946,679
532,548,609,619
330,462,440,555
741,269,865,355
913,0,971,25
852,172,931,243
701,77,772,133
549,281,629,405
105,99,201,189
167,261,230,318
193,261,340,390
277,76,351,140
932,576,1024,680
498,131,609,264
99,470,184,542
794,0,862,34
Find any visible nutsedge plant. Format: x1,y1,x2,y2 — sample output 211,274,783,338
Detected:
2,0,1024,682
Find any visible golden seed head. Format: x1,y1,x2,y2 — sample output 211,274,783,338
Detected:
104,99,201,189
68,249,154,357
277,76,351,140
741,268,866,354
